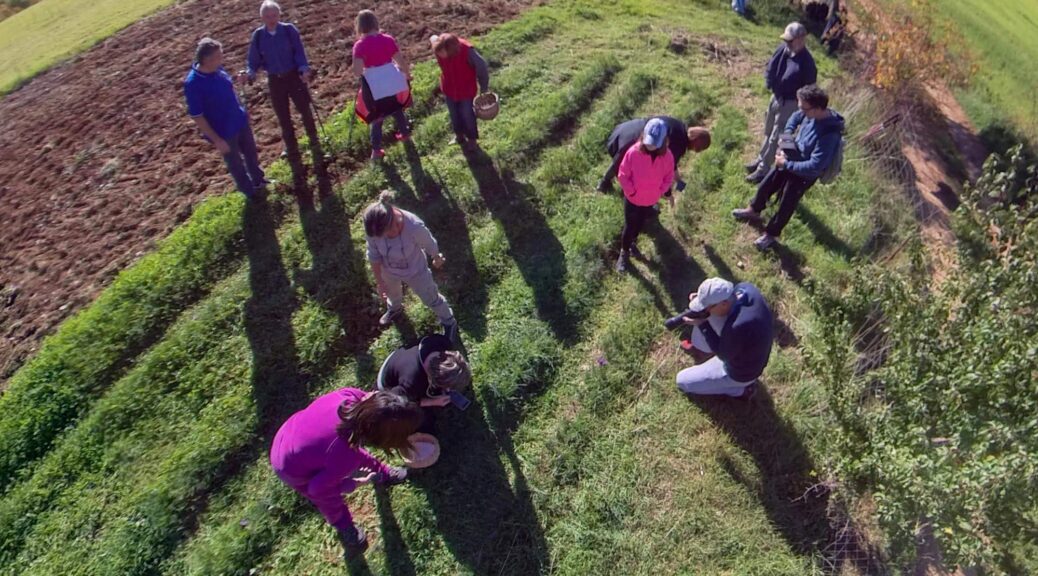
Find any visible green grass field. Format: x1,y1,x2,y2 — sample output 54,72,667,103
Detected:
0,0,174,94
940,0,1038,149
0,0,919,574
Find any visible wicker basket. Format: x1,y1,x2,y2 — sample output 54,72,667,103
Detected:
473,92,500,120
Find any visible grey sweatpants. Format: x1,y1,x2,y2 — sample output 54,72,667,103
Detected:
675,318,754,397
382,265,455,324
755,96,798,169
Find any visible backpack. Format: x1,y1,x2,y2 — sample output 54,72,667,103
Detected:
819,134,845,184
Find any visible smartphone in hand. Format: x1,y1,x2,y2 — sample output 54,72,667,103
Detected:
448,390,471,411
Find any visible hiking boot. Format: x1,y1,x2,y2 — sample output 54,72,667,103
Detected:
337,525,369,560
595,178,613,193
744,159,761,174
442,319,460,343
378,308,403,326
754,233,777,251
377,466,408,487
745,166,768,184
614,251,629,273
731,207,762,222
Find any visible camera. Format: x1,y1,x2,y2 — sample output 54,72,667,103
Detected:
663,307,710,330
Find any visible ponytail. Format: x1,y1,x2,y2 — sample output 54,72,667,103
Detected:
362,190,396,237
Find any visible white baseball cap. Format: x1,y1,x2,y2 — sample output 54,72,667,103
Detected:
689,278,735,312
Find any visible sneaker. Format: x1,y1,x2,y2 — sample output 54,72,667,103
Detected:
745,166,768,184
731,207,762,222
395,132,411,142
614,251,629,273
370,149,385,161
442,319,460,343
744,160,761,174
595,178,613,193
738,382,758,401
377,466,408,487
337,525,369,560
754,233,777,251
378,308,403,326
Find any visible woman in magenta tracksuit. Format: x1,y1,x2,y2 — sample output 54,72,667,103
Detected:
615,118,675,272
270,388,421,560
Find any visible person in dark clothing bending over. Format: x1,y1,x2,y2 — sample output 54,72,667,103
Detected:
676,278,773,400
243,1,326,190
377,333,472,428
597,116,711,193
745,22,817,184
732,84,845,251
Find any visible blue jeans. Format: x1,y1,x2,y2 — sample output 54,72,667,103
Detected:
222,124,265,198
370,110,410,151
445,97,478,141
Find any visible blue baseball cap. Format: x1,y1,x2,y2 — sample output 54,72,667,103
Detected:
642,118,667,149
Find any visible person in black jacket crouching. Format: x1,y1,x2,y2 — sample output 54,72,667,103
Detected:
676,278,774,400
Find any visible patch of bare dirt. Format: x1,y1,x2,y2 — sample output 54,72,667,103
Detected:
0,0,539,382
847,0,988,279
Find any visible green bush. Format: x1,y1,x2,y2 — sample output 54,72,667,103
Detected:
807,145,1038,571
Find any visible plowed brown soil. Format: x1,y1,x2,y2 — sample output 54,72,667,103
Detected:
0,0,538,382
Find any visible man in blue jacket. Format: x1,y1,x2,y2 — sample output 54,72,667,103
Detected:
733,84,844,251
676,278,773,399
184,37,268,200
746,22,817,184
243,1,324,190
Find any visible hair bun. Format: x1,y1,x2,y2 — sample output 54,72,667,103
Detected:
378,190,396,204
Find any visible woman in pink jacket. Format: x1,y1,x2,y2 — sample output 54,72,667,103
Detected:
615,118,675,272
270,388,421,560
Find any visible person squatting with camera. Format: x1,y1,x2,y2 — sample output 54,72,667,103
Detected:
672,278,774,400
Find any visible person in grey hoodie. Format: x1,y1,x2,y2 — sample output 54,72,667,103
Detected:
732,84,844,251
363,191,459,341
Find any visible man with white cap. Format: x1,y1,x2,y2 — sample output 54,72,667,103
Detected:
614,118,676,273
745,22,817,184
676,277,774,399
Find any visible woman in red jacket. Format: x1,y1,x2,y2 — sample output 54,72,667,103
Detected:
430,33,490,150
615,118,675,273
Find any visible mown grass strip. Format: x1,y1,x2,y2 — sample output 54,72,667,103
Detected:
0,197,248,491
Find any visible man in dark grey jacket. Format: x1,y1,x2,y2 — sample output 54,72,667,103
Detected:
746,22,817,184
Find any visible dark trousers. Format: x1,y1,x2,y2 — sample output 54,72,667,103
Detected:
620,198,657,251
750,167,816,237
268,73,323,179
370,110,410,150
446,97,478,141
222,124,265,198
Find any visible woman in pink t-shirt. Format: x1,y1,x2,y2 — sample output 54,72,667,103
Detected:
352,10,412,160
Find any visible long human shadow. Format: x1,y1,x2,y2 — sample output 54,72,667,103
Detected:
379,150,490,341
463,146,578,343
410,392,550,576
243,198,311,429
686,385,831,562
295,184,384,385
795,204,857,261
374,488,417,576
